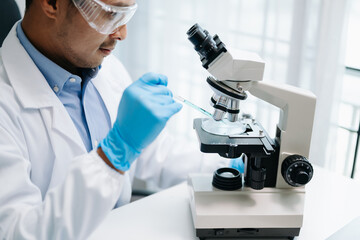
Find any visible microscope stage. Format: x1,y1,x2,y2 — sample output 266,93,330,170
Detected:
193,118,275,158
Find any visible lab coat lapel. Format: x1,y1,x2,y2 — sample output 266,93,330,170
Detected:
92,70,120,125
2,24,87,175
39,107,86,187
41,105,87,185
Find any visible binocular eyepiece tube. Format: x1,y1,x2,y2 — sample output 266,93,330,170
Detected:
187,23,227,69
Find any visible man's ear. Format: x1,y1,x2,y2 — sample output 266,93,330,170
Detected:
39,0,59,19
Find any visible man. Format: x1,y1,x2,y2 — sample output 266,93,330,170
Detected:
0,0,241,239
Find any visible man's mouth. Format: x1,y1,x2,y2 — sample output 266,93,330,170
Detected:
99,47,114,55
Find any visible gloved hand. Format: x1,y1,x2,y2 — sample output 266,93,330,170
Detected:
229,155,245,173
99,72,183,171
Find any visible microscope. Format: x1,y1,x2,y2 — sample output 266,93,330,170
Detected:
186,24,316,240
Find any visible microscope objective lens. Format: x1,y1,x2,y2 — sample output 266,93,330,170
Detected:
173,96,246,136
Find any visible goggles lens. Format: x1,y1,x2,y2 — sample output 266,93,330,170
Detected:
72,0,138,34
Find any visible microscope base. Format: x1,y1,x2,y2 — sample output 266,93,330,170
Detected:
196,228,298,240
188,174,305,240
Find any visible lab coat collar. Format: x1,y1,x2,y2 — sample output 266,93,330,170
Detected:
2,22,87,153
2,22,59,109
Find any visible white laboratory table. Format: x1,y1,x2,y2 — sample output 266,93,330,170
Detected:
89,167,360,240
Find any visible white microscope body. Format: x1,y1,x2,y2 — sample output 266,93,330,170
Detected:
187,24,316,239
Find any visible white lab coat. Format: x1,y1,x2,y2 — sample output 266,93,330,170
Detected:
0,24,227,239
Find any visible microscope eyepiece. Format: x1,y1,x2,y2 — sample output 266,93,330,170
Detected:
187,24,217,57
187,24,207,48
187,23,227,69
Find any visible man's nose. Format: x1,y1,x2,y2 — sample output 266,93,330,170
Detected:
109,25,127,41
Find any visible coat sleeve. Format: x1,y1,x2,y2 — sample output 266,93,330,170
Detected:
0,125,124,240
133,129,230,189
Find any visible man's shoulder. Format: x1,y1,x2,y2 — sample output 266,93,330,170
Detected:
0,51,22,113
0,48,6,82
0,51,14,93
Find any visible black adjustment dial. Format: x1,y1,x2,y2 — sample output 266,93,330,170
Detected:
281,155,313,187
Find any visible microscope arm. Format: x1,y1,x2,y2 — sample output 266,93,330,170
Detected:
249,81,317,188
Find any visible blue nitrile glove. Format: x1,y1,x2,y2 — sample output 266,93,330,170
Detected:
99,72,183,171
230,156,245,173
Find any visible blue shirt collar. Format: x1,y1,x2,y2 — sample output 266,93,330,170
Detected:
16,22,99,95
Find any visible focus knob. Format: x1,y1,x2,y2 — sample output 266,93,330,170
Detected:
281,155,313,187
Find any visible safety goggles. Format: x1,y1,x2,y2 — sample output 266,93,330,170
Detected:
72,0,138,34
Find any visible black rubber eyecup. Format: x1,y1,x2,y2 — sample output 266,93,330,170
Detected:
212,167,242,191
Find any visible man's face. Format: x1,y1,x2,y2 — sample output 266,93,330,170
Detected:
55,0,136,69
